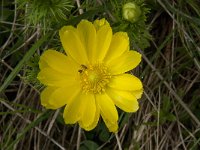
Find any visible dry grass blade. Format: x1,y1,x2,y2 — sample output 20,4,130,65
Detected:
136,47,200,127
0,99,66,150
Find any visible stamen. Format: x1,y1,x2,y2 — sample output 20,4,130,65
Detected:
79,63,111,94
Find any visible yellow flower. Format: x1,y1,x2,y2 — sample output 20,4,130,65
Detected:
37,18,143,132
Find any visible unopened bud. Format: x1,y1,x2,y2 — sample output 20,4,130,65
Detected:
122,2,141,23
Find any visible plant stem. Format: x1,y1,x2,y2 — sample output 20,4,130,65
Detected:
76,126,82,150
115,132,122,150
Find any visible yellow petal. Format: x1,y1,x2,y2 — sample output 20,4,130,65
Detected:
49,88,68,109
107,51,141,75
106,88,139,112
40,87,56,109
108,74,143,91
39,50,79,74
101,114,118,132
94,23,112,61
39,56,49,69
59,26,88,64
104,32,129,63
80,106,100,131
63,92,83,124
132,89,143,99
77,20,96,62
40,84,81,110
78,94,98,131
96,93,118,132
49,83,81,108
37,67,77,87
93,18,109,30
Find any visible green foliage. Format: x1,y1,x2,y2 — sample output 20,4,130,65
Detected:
80,140,99,150
147,95,176,126
0,33,50,93
98,125,111,142
25,54,42,89
111,0,152,49
0,123,15,150
16,0,73,30
156,95,176,125
119,113,131,128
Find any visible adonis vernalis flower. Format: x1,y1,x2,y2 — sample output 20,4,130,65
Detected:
37,18,143,132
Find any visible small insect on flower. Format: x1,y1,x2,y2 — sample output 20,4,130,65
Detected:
78,65,88,73
37,18,143,132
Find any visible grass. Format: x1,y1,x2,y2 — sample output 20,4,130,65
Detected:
0,0,200,149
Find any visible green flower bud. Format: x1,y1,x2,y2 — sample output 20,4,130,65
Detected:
122,2,142,23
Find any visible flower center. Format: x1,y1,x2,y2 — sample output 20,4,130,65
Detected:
79,63,111,94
